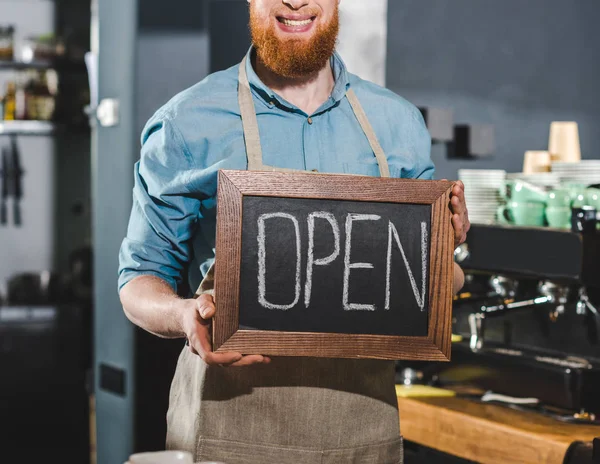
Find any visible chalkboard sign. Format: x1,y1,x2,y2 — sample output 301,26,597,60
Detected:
213,170,454,361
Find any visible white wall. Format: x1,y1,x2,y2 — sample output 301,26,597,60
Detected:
0,0,55,297
337,0,388,87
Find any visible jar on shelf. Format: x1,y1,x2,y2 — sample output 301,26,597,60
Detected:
0,25,15,61
26,71,56,121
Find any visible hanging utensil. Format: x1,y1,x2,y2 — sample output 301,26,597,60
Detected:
0,147,8,226
9,135,23,226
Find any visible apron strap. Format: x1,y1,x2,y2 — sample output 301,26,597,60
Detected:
238,56,390,178
346,88,390,178
198,59,393,296
238,56,264,171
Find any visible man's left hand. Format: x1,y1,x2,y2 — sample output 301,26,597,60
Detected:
449,180,470,249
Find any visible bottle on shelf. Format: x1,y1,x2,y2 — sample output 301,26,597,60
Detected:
14,75,27,120
3,81,17,120
24,70,56,121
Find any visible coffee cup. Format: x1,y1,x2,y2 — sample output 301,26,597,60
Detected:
546,188,572,207
501,179,547,204
572,193,588,209
585,188,600,209
564,182,586,200
497,201,546,226
548,121,581,163
545,206,572,229
128,451,194,464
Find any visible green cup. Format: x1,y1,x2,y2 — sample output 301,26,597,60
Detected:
546,188,572,207
572,192,588,209
497,201,546,226
501,180,547,204
545,206,572,229
585,188,600,209
564,182,587,201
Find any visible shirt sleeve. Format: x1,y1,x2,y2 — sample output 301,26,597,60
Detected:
409,108,435,180
388,104,436,181
118,116,201,292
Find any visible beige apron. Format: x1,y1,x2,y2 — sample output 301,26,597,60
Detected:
166,57,403,464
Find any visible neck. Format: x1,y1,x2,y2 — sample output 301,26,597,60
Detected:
254,54,335,115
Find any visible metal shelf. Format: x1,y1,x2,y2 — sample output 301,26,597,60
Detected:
0,120,57,136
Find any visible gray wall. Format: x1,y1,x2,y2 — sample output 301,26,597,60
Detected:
136,0,209,136
386,0,600,180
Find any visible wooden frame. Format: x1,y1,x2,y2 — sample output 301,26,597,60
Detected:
213,170,454,361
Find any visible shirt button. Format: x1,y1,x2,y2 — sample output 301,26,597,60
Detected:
307,117,313,125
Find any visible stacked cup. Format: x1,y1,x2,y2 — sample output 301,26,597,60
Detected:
497,179,547,227
545,187,573,229
544,186,600,230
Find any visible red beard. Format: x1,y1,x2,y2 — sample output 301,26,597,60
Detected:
250,4,339,79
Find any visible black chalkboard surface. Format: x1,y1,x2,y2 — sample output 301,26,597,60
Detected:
213,170,454,361
239,196,431,336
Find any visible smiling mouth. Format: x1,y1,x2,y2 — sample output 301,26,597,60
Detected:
277,16,316,27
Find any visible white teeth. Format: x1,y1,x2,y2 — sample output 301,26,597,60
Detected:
281,18,313,26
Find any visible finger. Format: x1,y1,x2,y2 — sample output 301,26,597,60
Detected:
189,333,242,366
204,351,244,366
196,294,215,320
192,322,214,357
229,355,271,367
452,214,463,238
451,195,466,215
452,182,465,197
452,214,467,246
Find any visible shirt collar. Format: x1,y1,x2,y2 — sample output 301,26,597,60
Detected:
243,46,351,114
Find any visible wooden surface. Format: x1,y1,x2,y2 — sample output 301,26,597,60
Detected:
213,170,454,360
398,395,600,464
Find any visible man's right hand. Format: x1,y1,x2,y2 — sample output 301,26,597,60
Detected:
180,294,271,367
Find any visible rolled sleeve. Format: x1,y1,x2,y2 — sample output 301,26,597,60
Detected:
118,116,201,292
388,104,435,181
410,108,435,180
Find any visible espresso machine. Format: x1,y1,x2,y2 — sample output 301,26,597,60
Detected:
398,210,600,422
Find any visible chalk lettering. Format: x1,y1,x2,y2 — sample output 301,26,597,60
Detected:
305,212,341,308
257,213,301,310
343,213,381,311
386,221,428,311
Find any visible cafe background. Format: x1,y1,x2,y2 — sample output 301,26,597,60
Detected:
1,0,599,463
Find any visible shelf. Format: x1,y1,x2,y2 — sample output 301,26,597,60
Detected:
0,59,86,73
0,120,57,136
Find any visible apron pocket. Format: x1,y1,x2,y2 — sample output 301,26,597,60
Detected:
322,436,403,464
197,437,322,464
196,436,403,464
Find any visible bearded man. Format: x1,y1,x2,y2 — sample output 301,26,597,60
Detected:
118,0,469,462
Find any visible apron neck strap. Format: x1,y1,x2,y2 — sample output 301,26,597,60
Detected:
238,56,390,178
345,89,390,178
238,56,264,171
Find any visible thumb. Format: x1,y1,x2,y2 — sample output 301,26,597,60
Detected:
196,294,216,320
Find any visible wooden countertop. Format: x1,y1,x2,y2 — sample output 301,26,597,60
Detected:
397,395,599,464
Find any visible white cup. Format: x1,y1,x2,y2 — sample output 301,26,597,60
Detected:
128,451,194,464
548,121,581,163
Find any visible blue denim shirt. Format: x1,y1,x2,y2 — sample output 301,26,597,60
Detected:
118,48,435,294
